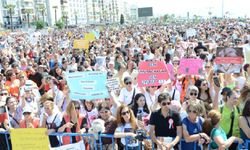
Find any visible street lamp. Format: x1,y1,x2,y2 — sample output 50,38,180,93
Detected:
52,6,58,23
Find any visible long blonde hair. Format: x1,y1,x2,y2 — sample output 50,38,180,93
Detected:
65,101,80,124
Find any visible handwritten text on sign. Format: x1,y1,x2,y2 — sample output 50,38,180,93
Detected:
178,58,204,75
10,128,50,150
138,61,169,87
66,71,109,100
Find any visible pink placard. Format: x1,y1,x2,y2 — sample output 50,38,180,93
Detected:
138,61,169,87
178,58,204,75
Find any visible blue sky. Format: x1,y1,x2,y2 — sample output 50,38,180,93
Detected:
127,0,249,18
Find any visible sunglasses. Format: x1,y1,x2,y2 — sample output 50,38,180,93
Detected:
121,110,130,116
100,110,109,114
188,110,197,114
125,82,132,85
190,92,198,96
23,112,31,115
161,101,171,106
202,83,208,86
75,107,80,110
0,93,8,96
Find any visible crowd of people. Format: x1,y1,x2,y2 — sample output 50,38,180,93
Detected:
0,18,250,150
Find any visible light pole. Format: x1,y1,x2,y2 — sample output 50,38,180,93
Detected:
52,6,58,23
221,0,224,18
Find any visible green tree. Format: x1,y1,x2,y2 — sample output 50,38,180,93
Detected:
55,19,64,29
120,14,124,25
4,4,15,31
35,20,44,29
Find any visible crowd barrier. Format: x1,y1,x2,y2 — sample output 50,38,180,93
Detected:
0,131,249,150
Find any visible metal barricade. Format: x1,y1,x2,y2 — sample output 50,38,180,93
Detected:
0,131,10,150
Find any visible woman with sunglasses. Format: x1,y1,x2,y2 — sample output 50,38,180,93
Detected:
97,102,118,150
118,76,139,106
149,93,182,150
182,85,206,117
181,102,210,150
195,79,213,114
19,107,40,128
114,104,143,149
58,101,88,145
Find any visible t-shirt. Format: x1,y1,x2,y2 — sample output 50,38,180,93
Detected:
115,123,138,147
149,109,182,137
210,127,227,149
118,87,138,105
220,105,240,137
181,117,203,150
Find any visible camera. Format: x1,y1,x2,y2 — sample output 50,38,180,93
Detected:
135,129,147,141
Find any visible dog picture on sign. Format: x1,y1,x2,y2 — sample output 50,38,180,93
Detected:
214,47,243,74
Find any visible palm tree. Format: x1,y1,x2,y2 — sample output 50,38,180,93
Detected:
37,4,46,23
4,4,15,31
23,9,33,28
52,6,58,23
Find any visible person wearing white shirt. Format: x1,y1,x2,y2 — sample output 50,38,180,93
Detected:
118,77,138,106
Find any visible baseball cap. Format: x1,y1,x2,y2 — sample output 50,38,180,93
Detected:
23,107,32,114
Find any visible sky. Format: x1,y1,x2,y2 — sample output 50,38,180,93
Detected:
126,0,250,18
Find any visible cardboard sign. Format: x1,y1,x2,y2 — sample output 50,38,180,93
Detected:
84,33,95,41
137,61,169,87
50,140,85,150
73,39,89,49
95,56,106,67
178,58,204,75
66,71,109,100
214,47,243,73
10,128,50,150
107,78,120,91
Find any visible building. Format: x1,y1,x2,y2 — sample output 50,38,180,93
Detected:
67,0,87,25
0,0,129,28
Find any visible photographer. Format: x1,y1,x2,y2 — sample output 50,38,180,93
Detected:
149,93,182,150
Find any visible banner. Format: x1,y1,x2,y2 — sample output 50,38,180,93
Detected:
73,39,89,49
10,128,50,150
66,71,109,100
50,140,85,150
137,61,169,87
178,58,204,75
107,78,120,91
214,47,243,73
84,33,95,41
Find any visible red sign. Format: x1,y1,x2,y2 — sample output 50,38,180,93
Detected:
137,61,169,87
214,57,243,64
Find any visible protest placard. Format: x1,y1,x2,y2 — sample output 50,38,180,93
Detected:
178,58,204,75
50,140,85,150
84,33,95,41
95,56,106,68
10,128,50,150
73,39,89,49
107,78,119,91
137,61,169,87
214,47,243,73
66,71,109,100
